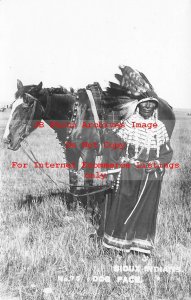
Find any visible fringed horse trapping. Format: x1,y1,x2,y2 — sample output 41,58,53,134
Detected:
3,80,102,209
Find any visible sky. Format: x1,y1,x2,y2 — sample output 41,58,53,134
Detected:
0,0,190,108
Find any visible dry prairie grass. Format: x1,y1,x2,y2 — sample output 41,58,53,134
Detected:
0,110,191,300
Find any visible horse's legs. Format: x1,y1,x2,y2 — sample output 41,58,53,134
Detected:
83,150,98,224
67,169,78,210
83,149,97,186
65,149,80,210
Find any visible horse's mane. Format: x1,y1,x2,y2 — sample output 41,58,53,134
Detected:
41,86,70,95
14,83,76,102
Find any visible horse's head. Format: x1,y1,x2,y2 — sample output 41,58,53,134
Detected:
3,79,44,150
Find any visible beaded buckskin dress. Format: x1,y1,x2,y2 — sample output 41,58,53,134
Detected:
97,66,175,254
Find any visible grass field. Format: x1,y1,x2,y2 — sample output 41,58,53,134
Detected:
0,109,191,300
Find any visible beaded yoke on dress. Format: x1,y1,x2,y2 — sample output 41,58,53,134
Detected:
113,112,170,162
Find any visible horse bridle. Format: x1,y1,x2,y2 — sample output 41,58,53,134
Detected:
21,91,52,139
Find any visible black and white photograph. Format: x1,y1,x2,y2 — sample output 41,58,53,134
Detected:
0,0,191,299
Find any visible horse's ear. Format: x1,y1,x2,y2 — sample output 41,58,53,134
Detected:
17,79,23,90
37,82,43,91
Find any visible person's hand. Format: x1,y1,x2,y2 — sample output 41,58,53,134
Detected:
145,160,159,173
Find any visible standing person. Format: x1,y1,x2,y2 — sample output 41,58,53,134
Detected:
95,66,175,255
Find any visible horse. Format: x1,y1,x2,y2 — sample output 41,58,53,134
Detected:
3,79,101,209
